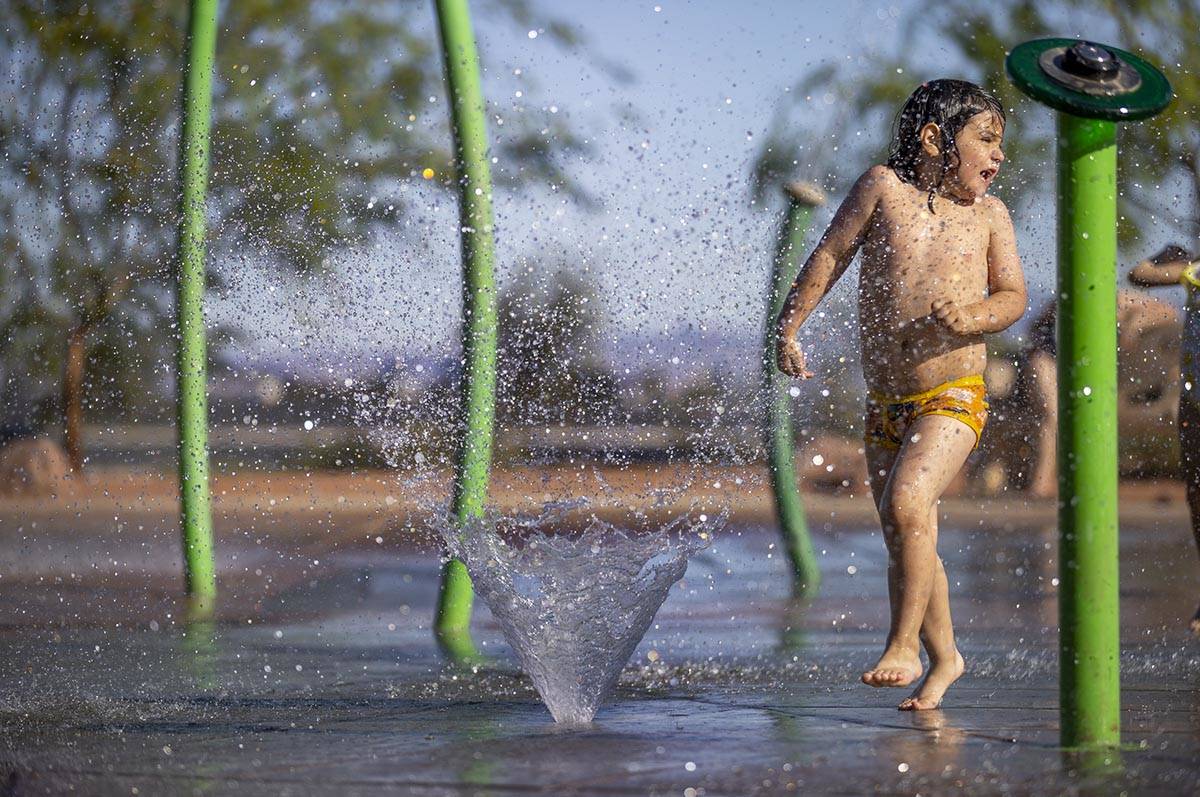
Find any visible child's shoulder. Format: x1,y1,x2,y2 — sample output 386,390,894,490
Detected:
845,164,901,204
858,164,902,190
977,194,1014,227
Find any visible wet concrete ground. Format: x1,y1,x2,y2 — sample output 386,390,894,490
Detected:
1,510,1199,794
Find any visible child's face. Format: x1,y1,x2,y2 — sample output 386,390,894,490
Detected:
945,111,1005,200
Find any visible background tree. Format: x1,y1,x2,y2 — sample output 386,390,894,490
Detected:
496,266,618,426
0,0,590,469
753,0,1199,249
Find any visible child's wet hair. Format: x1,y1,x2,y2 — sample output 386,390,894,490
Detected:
887,79,1005,211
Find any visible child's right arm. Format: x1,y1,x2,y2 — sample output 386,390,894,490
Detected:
775,166,884,378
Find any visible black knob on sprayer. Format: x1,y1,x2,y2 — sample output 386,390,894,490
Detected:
1022,37,1154,101
1061,41,1120,80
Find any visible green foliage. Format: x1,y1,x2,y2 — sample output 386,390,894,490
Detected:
753,0,1199,248
0,0,590,428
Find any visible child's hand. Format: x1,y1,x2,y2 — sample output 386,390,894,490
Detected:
777,335,814,379
931,299,978,335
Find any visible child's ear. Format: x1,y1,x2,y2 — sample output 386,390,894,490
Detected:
919,122,941,157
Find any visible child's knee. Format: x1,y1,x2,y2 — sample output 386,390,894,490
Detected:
879,489,931,541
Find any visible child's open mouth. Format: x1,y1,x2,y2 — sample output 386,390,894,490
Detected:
980,167,998,183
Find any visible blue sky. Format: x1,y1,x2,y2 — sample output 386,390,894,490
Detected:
209,0,1179,383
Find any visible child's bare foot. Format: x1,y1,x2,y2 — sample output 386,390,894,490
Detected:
1191,605,1200,638
862,648,922,687
898,650,964,710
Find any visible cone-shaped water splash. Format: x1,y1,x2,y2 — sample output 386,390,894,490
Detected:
440,506,716,724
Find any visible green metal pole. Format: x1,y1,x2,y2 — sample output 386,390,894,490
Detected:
176,0,218,622
765,182,823,596
1056,114,1120,748
432,0,497,663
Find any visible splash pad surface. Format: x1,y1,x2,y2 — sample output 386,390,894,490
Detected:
0,498,1197,794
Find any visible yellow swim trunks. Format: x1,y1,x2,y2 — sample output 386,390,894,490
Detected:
865,375,989,450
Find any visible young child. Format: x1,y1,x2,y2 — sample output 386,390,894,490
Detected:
1127,245,1200,636
775,79,1027,710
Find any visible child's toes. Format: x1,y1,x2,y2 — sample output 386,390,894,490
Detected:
862,669,891,687
899,697,940,711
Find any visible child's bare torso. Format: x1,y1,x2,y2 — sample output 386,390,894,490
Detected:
857,170,991,395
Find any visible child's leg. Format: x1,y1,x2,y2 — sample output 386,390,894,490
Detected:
1026,350,1058,497
866,447,965,707
865,440,902,650
1179,396,1200,635
862,414,975,688
898,511,965,710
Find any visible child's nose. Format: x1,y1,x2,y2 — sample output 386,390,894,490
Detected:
994,148,1005,163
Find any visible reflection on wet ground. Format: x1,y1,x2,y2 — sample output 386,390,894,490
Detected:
1,518,1198,794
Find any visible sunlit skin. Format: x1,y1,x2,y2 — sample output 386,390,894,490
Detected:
776,110,1027,709
1128,251,1200,637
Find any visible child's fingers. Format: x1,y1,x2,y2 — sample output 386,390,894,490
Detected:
779,348,812,378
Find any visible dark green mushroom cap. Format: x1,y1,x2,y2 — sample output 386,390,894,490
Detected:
1006,38,1172,121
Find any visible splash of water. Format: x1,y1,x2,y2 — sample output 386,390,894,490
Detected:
439,503,716,724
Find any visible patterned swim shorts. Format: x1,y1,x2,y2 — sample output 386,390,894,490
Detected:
865,375,989,450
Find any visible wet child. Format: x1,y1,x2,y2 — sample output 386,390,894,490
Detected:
1127,245,1200,636
775,80,1027,709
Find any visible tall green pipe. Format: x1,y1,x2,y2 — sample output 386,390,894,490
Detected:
764,182,823,596
176,0,218,621
1056,116,1120,748
432,0,497,663
1008,36,1171,751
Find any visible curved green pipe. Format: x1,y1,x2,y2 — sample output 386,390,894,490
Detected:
177,0,218,622
764,182,824,596
432,0,497,663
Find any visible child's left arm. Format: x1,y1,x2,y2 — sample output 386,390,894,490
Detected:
935,199,1026,335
